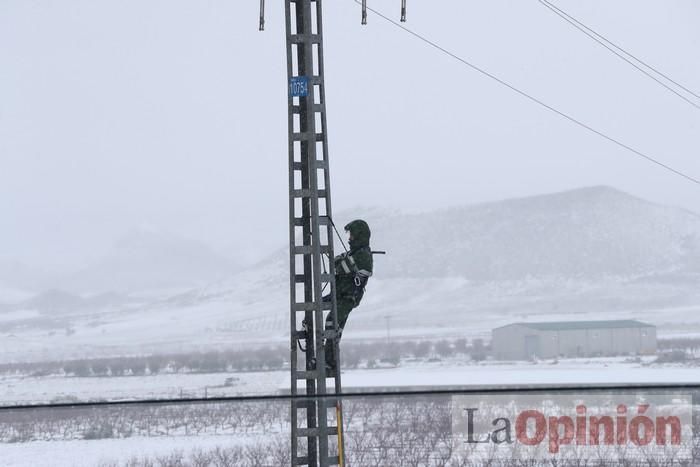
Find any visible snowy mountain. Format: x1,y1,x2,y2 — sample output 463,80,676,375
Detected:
365,186,700,280
0,260,52,300
59,228,239,294
0,283,32,304
0,289,133,315
2,186,699,362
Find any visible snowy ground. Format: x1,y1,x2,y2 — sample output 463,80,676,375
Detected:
1,356,698,405
1,435,259,467
1,357,698,466
0,371,287,405
339,357,700,390
1,266,699,364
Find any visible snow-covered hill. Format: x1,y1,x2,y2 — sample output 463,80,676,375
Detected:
0,261,52,300
2,186,699,362
0,283,32,304
365,186,700,280
60,228,239,294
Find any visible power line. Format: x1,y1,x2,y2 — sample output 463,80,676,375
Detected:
2,382,699,411
353,0,700,187
540,0,700,101
539,0,700,110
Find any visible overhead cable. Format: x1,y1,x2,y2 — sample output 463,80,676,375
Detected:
539,0,700,110
353,0,700,187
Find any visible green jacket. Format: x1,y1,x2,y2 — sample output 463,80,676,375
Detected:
335,220,373,304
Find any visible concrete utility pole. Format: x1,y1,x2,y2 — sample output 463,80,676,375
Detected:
284,1,342,464
259,2,407,465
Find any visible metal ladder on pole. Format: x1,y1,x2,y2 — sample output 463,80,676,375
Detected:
285,1,344,466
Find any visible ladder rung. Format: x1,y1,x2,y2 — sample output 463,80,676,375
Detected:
294,399,338,410
293,303,334,314
289,34,321,44
292,132,325,141
297,426,338,438
294,365,341,381
292,189,328,199
290,104,323,114
292,456,309,466
292,161,326,171
294,302,316,311
295,370,317,380
293,245,332,255
292,217,330,227
293,400,315,409
295,273,332,283
321,398,340,408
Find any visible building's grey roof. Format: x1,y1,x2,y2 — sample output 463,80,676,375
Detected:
496,320,655,331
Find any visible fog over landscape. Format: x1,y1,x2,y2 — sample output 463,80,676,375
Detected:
0,185,698,364
0,0,698,384
1,0,699,275
1,2,700,464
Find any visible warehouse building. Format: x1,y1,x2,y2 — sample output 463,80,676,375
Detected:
492,320,656,360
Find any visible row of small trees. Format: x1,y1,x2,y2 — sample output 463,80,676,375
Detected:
0,401,287,443
4,337,695,379
658,338,700,353
0,348,287,378
5,395,697,466
0,338,490,378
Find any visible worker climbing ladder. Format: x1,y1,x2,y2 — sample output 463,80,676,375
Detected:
285,1,344,465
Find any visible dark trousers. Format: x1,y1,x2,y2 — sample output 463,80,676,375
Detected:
323,297,355,368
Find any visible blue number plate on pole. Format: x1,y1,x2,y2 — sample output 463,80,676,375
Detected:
289,76,309,97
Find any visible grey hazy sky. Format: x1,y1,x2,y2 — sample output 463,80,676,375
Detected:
1,0,699,270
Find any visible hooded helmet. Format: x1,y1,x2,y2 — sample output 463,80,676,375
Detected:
344,219,371,250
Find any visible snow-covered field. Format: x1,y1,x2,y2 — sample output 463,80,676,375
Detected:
1,435,263,467
0,371,287,405
1,187,699,464
2,365,698,467
2,188,700,364
1,356,698,406
340,357,700,389
2,273,700,364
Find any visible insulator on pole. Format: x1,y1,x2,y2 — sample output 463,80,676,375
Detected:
259,0,265,31
362,0,367,25
401,0,406,22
